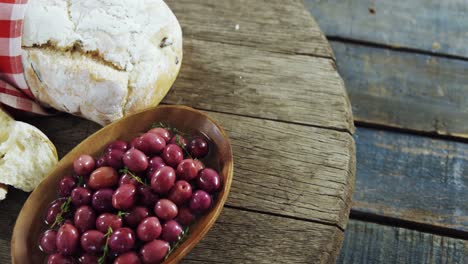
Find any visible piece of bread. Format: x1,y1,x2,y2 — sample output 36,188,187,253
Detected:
21,0,183,125
0,108,58,197
0,184,7,201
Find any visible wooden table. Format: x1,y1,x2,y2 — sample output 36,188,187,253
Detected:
305,0,468,263
0,0,355,263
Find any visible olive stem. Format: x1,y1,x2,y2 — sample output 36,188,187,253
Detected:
77,175,85,187
50,197,72,228
164,226,190,260
117,210,128,218
98,226,113,264
151,122,185,136
119,168,148,186
176,134,193,159
151,122,193,159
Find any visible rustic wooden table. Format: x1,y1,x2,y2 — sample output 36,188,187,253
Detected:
0,0,356,263
306,0,468,263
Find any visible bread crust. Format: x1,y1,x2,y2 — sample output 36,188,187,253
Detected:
21,0,182,125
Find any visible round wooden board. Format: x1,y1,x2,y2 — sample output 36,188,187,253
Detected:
0,0,355,263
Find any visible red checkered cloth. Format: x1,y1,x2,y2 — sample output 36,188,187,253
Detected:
0,0,49,114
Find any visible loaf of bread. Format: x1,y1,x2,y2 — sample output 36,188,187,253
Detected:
0,108,58,198
21,0,183,125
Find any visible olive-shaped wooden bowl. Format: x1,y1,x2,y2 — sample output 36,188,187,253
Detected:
11,105,234,264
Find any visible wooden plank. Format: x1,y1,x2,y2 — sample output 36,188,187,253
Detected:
0,203,343,264
163,38,354,133
166,0,333,58
330,41,468,138
0,190,28,239
209,111,355,229
22,114,101,157
353,127,468,232
22,110,355,229
182,207,343,264
338,220,468,264
305,0,468,58
0,240,9,263
0,189,28,264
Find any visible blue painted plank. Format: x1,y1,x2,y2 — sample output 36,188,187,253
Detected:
306,0,468,58
353,127,468,231
330,41,468,137
338,220,468,264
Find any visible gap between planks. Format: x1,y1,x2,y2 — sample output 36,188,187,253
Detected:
351,126,468,235
350,210,468,241
329,40,468,139
338,219,468,264
226,204,345,232
161,102,353,136
180,206,345,263
355,121,468,144
183,36,335,61
327,36,468,63
305,0,468,60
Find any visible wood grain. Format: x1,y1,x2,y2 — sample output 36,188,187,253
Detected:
181,207,343,264
353,127,468,232
330,41,468,138
166,0,333,58
305,0,468,58
0,190,28,241
209,111,355,229
21,113,101,157
1,202,343,264
338,220,468,264
163,39,354,133
21,110,355,229
0,190,28,264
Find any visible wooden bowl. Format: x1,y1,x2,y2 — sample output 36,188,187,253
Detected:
11,105,234,263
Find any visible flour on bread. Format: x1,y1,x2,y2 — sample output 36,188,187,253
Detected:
22,0,182,125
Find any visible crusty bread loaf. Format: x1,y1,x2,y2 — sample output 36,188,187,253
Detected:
0,108,58,197
21,0,183,125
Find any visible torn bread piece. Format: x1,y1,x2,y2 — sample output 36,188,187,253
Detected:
0,184,7,201
0,109,58,198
